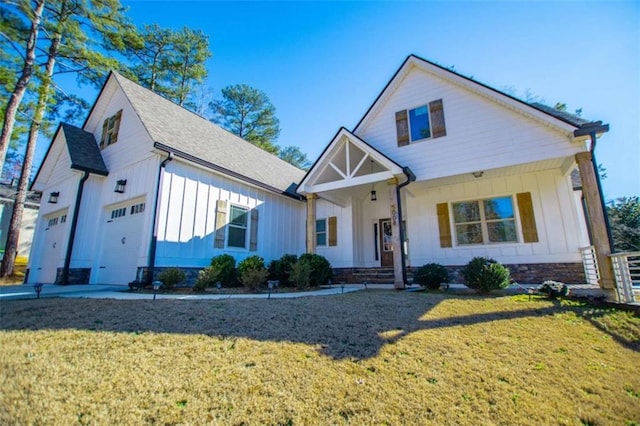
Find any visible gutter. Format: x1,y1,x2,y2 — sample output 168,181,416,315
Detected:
574,123,614,253
60,171,90,285
396,166,416,287
146,150,174,284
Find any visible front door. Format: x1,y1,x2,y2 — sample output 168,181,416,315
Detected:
379,218,394,267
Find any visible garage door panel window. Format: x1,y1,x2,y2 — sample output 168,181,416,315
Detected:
111,207,126,219
228,205,248,248
131,203,145,215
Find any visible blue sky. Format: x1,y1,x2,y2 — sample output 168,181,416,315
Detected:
49,1,639,199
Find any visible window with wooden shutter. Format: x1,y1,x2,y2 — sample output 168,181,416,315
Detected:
249,209,259,251
328,216,337,246
100,109,123,149
395,110,410,146
517,192,539,243
437,203,453,248
110,109,122,145
214,200,227,248
100,119,108,149
429,99,446,138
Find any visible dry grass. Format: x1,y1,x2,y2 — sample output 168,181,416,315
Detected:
1,291,639,425
0,256,27,285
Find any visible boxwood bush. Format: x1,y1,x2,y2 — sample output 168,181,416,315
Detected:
210,254,237,287
297,253,333,287
413,263,450,290
238,255,268,291
157,267,186,290
268,254,298,287
461,257,510,293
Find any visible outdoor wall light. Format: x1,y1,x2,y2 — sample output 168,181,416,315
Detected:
114,179,127,193
472,171,484,178
48,192,59,203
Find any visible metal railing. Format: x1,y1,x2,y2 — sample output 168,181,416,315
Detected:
580,246,599,285
610,251,640,304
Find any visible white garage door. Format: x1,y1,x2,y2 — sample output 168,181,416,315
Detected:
36,212,68,283
96,201,146,285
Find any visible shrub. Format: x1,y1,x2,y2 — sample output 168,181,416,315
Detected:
268,254,298,287
157,267,186,290
298,253,333,287
290,259,312,290
210,254,237,287
413,263,450,290
193,267,217,292
238,255,267,291
461,257,510,293
538,280,570,298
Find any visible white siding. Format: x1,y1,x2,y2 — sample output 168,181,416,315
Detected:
155,160,305,268
357,68,582,181
405,169,589,267
315,199,354,268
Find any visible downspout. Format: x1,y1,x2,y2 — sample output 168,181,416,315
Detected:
146,150,174,284
587,132,615,253
61,171,90,284
396,166,416,286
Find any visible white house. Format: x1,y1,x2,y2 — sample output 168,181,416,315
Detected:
27,55,613,291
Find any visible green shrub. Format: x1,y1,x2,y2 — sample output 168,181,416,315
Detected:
193,267,217,292
238,256,267,291
157,267,186,289
290,259,312,290
297,253,332,287
210,254,237,287
413,263,450,290
268,254,298,287
538,280,569,298
461,257,510,293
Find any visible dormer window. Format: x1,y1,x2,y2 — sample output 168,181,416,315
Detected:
100,109,122,149
396,99,446,146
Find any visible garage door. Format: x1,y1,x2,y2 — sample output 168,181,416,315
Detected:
96,201,146,285
36,212,68,283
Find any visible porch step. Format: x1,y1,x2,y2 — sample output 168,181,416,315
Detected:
334,268,400,284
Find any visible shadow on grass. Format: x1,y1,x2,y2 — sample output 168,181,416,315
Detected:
0,291,637,360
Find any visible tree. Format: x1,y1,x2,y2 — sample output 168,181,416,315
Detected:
278,145,311,170
210,84,280,154
607,197,640,252
125,24,211,107
0,0,131,277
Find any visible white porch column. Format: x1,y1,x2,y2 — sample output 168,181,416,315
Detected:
306,193,317,254
388,179,404,289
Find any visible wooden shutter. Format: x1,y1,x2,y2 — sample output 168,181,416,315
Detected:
436,203,452,248
395,110,410,146
100,118,108,148
249,209,259,251
111,109,122,145
328,216,337,246
429,99,446,138
214,200,227,248
517,192,539,243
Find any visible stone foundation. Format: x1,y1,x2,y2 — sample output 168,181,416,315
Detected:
136,266,203,286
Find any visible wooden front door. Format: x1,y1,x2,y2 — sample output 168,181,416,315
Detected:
379,218,394,267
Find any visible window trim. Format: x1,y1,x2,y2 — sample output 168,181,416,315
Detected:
408,103,433,143
227,204,249,249
451,196,519,246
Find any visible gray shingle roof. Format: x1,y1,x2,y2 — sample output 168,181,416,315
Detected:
112,72,305,194
528,102,593,128
61,123,109,176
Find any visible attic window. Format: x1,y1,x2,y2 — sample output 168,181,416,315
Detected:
100,109,122,149
396,99,446,146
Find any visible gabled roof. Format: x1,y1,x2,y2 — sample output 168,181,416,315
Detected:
354,54,607,136
61,123,109,176
298,127,404,195
110,72,305,195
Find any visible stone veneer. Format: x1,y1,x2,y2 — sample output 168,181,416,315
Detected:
136,266,203,286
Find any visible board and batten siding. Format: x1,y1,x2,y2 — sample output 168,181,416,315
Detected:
155,160,305,267
315,199,354,268
356,68,582,181
405,169,589,267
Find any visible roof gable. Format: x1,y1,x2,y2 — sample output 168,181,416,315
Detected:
110,72,305,194
298,127,403,196
61,124,108,176
354,54,603,137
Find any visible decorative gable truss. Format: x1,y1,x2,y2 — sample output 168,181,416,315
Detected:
298,128,404,198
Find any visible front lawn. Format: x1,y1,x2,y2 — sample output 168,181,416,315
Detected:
1,291,638,424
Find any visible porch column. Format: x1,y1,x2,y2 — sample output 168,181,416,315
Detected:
575,152,615,294
306,193,317,254
388,179,404,289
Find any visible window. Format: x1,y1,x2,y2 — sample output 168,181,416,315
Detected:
100,110,122,149
227,205,248,248
111,207,126,219
316,219,327,246
452,196,517,245
131,203,145,215
396,99,446,146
